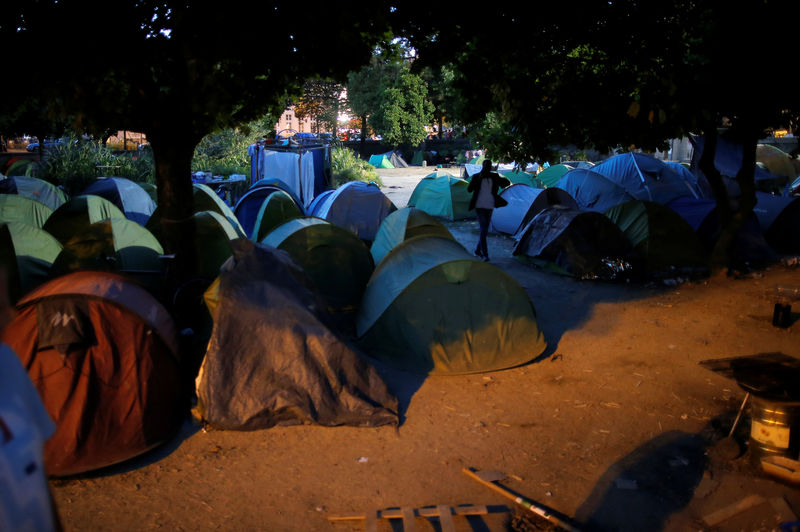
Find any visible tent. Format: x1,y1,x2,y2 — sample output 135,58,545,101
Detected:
0,194,54,228
757,144,800,180
146,183,246,239
368,153,394,169
370,207,456,266
490,184,578,238
261,217,375,314
249,189,303,242
233,183,304,239
513,207,635,280
305,180,397,242
0,175,68,210
752,192,800,254
43,195,126,245
357,235,547,375
604,200,708,278
408,170,456,206
50,218,164,292
690,133,788,193
411,150,425,166
136,182,158,204
556,168,636,213
499,169,537,188
194,239,398,431
386,151,409,168
408,173,473,220
1,271,183,476
81,177,157,226
149,211,241,282
590,152,701,204
536,164,573,188
0,221,62,302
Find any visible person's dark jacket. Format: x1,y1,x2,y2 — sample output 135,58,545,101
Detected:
467,171,511,210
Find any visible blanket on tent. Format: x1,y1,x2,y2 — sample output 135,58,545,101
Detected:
195,239,399,430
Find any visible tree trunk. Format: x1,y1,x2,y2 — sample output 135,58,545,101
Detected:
359,114,367,156
437,115,444,139
147,133,198,300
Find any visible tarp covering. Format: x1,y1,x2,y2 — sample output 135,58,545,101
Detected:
370,207,455,266
513,207,634,279
0,194,53,228
43,195,126,245
604,200,708,277
248,147,319,207
0,175,68,210
195,239,399,430
306,181,397,242
591,152,701,204
490,184,578,238
556,169,636,212
2,271,182,476
262,217,374,313
0,221,63,302
81,177,156,226
357,235,547,375
409,174,473,220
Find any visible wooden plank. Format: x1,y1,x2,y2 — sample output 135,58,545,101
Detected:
401,506,417,532
702,495,767,527
328,505,494,521
437,505,456,532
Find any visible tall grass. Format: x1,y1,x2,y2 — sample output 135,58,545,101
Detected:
331,147,382,187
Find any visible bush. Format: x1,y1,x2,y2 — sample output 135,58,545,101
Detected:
331,147,382,187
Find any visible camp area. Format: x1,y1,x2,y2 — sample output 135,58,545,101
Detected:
9,164,794,532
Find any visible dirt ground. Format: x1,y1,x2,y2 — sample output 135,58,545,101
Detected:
50,166,800,532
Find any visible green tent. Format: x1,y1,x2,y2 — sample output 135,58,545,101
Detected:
469,154,485,166
149,210,241,281
0,194,54,229
262,217,374,314
410,174,474,220
536,164,573,188
368,153,394,169
499,170,537,188
604,200,708,278
250,189,303,241
407,170,456,207
370,207,456,266
43,195,126,245
357,235,547,375
50,218,164,292
146,183,245,238
411,150,425,166
0,221,63,302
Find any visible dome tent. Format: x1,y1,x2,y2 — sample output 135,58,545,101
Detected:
148,183,246,239
604,200,709,278
0,221,63,302
234,182,303,239
556,169,635,213
357,236,547,375
195,239,399,431
0,175,68,210
590,152,702,204
752,191,800,255
261,217,374,314
513,207,635,280
536,164,573,188
43,195,126,245
369,207,456,266
1,271,183,476
81,177,157,226
305,180,397,242
249,189,303,242
407,170,456,207
0,194,54,228
490,184,578,238
408,173,473,220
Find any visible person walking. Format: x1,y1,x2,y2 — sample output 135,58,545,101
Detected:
467,159,509,261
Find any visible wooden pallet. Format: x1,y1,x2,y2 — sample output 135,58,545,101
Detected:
328,504,508,532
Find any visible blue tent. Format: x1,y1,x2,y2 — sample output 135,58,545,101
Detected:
490,184,577,238
556,169,635,213
234,183,304,239
306,181,397,242
590,152,701,204
753,192,800,254
689,133,787,193
80,177,156,226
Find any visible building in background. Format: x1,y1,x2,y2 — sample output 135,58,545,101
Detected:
274,107,314,134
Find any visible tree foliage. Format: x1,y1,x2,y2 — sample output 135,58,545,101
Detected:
294,80,345,134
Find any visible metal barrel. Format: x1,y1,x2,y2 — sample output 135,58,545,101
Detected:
749,395,800,463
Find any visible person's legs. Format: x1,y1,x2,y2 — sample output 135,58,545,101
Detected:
476,208,492,259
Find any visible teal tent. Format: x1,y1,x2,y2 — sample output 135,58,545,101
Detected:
262,217,374,314
370,207,456,266
605,200,708,278
407,170,456,207
0,194,54,228
368,153,394,169
250,189,303,241
0,221,63,302
536,164,573,188
499,170,537,188
357,235,547,375
408,173,473,220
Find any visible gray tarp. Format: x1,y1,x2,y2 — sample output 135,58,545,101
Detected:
195,239,399,430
